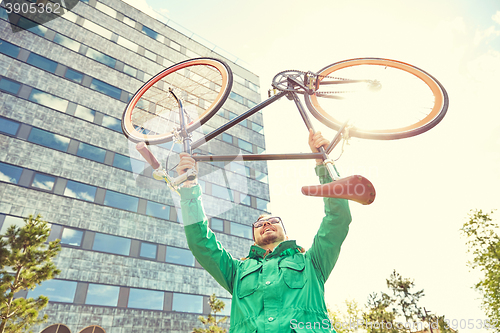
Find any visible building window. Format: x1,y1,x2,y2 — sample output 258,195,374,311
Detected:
28,89,69,112
128,288,164,310
0,216,24,234
92,233,131,256
85,283,120,307
26,53,58,73
142,26,159,40
230,222,252,239
256,198,269,211
240,194,251,206
27,128,70,152
233,74,245,86
31,173,56,191
101,114,122,133
112,154,144,173
60,227,84,246
210,217,224,232
53,33,81,52
165,247,194,266
123,64,137,77
230,92,244,104
211,184,234,201
77,142,106,163
63,180,97,202
144,49,156,61
0,39,20,58
0,77,21,95
117,36,139,52
86,48,116,68
27,279,77,303
139,242,157,259
251,122,264,133
74,106,95,122
219,297,232,316
95,1,116,17
255,170,268,183
0,162,23,184
222,133,232,144
65,68,84,83
103,190,139,213
122,16,135,27
82,20,113,39
248,100,258,108
237,139,252,152
230,162,250,177
17,17,47,36
146,201,170,220
90,79,122,99
248,81,260,93
228,111,237,120
0,117,20,136
172,293,203,314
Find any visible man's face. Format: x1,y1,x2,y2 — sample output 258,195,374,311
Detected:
253,216,287,247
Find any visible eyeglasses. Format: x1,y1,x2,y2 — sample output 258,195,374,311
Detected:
252,217,282,229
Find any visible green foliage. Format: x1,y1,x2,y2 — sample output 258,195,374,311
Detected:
330,271,456,333
192,294,228,333
328,299,364,333
461,209,500,332
363,292,399,333
385,270,425,324
0,214,61,333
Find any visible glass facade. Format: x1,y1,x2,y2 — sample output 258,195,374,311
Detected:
0,0,266,330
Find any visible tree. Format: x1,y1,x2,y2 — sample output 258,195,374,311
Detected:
0,214,61,333
192,294,228,333
363,270,456,333
328,299,364,333
363,292,399,333
461,209,500,332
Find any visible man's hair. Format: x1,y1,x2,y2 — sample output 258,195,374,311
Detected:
256,214,272,221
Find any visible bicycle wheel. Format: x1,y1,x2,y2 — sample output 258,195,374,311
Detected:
122,57,233,144
304,58,448,140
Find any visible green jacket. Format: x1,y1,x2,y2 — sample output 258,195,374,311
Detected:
180,165,352,332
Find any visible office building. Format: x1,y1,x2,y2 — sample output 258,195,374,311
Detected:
0,0,268,332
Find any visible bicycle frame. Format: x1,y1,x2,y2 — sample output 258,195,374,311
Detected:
135,72,376,205
185,80,345,181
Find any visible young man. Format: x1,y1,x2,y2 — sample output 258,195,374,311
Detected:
177,130,352,332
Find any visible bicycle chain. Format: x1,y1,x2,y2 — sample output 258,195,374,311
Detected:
271,69,355,95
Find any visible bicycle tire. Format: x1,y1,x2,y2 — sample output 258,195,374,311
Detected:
122,57,233,144
304,58,448,140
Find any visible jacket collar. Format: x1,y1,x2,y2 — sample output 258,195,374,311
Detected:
247,240,303,260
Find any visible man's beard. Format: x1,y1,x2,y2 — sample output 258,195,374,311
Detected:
258,233,284,246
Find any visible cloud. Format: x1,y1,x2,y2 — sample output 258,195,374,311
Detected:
0,171,16,183
473,25,500,46
493,11,500,25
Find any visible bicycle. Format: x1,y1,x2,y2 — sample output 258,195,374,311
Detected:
121,57,448,205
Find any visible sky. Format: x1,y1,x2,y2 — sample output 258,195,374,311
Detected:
122,0,500,331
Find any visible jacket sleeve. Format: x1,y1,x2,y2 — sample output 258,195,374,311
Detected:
306,165,352,283
180,185,238,294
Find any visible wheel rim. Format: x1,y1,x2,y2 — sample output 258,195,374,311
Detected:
122,58,231,143
307,58,446,138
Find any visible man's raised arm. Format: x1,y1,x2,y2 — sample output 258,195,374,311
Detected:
178,153,239,294
305,130,352,283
